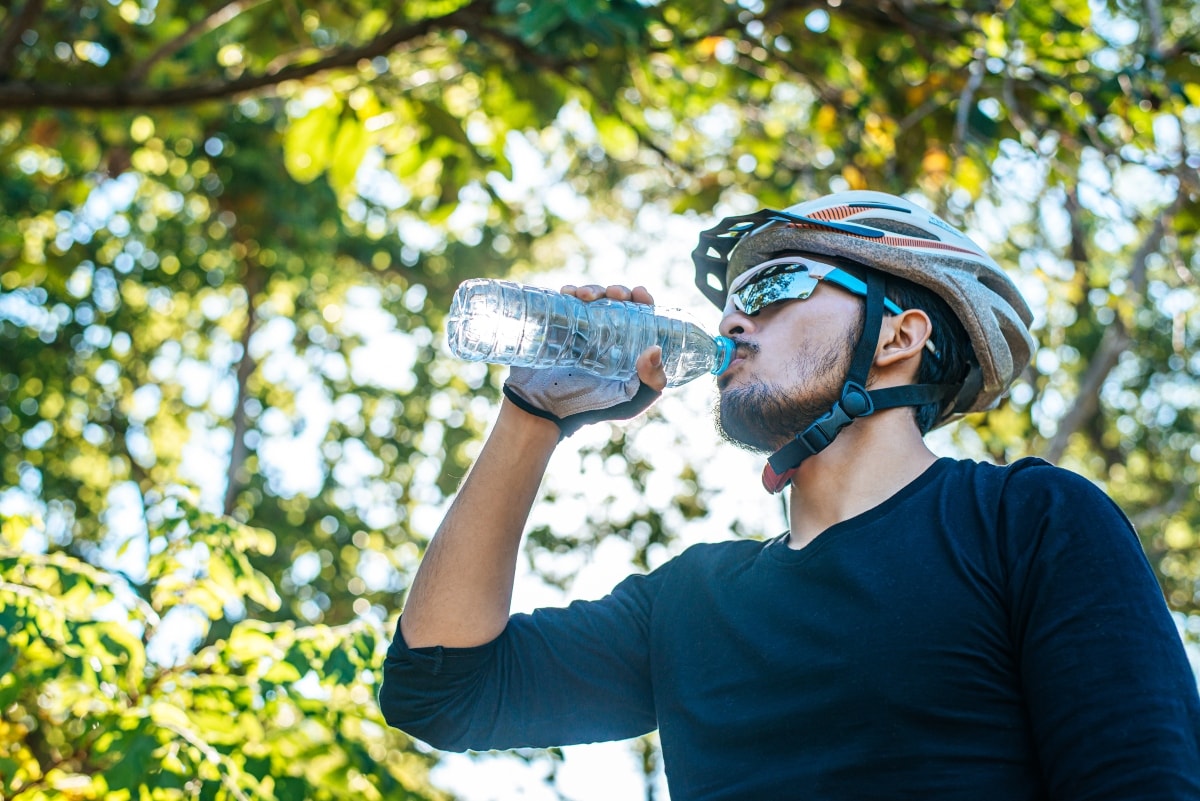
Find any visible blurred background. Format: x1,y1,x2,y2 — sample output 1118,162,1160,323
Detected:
1,0,1198,798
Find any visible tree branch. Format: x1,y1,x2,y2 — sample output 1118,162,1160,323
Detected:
0,0,45,78
457,19,692,175
0,0,488,110
897,91,952,136
1129,482,1190,531
1062,183,1094,327
1043,201,1178,463
1063,185,1090,269
126,0,275,83
952,48,986,156
1043,321,1130,465
1143,0,1165,58
223,255,264,517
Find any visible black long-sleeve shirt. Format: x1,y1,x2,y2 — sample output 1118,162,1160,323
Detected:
381,458,1200,800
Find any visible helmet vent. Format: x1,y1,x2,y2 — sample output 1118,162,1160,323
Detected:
857,217,940,241
977,269,1015,297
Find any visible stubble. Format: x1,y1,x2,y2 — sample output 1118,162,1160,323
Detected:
714,324,860,454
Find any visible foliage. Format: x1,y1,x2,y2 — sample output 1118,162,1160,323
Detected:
1,0,1199,796
0,494,445,800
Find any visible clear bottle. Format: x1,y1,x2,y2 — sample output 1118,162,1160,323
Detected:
446,279,734,387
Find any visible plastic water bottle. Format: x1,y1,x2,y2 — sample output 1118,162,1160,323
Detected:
446,279,734,387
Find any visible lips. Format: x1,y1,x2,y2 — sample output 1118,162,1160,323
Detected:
717,340,755,385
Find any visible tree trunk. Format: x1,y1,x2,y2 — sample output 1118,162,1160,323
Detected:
223,257,263,517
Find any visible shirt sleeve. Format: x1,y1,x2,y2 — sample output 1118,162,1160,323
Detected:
378,565,664,752
1002,461,1200,800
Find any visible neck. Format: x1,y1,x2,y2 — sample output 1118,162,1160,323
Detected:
784,407,937,549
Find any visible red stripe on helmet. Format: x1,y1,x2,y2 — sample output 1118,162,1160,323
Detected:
782,222,980,257
806,205,857,221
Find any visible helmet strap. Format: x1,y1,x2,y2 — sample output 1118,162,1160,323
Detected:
761,271,956,494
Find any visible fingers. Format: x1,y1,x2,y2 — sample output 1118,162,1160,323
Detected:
635,345,668,392
629,285,655,305
561,284,656,305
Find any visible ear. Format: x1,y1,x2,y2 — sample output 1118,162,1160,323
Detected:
874,309,933,372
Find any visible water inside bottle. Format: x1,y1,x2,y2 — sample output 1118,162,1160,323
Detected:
447,282,526,362
448,281,585,368
447,279,731,385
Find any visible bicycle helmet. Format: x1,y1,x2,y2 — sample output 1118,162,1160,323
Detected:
692,190,1036,492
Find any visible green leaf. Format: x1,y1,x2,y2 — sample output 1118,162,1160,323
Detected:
262,658,303,683
417,100,471,147
517,1,567,44
329,116,372,195
323,646,357,684
284,104,340,184
596,116,640,161
103,730,157,790
4,4,1200,799
150,700,193,733
207,550,238,595
227,620,277,663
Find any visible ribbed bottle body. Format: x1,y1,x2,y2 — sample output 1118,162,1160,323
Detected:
446,279,732,387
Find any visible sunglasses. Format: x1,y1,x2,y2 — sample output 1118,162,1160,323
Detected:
725,256,940,358
725,256,904,317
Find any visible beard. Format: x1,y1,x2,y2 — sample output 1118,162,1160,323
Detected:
715,328,859,454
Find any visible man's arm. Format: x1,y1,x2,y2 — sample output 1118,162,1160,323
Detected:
1005,463,1200,798
399,283,667,650
400,399,558,648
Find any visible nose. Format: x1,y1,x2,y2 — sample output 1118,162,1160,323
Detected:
719,308,756,338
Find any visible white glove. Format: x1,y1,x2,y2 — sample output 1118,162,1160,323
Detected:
503,366,660,438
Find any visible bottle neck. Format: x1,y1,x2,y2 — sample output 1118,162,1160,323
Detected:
710,335,735,376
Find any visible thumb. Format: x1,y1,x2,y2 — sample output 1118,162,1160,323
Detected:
636,345,668,392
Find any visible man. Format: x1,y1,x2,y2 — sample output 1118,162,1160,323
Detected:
381,190,1200,799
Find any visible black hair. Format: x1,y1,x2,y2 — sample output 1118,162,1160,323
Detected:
879,272,973,433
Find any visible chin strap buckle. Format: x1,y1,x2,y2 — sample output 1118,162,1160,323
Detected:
761,382,875,494
799,382,873,453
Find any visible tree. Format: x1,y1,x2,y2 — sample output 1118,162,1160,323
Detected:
0,494,445,800
2,0,1198,797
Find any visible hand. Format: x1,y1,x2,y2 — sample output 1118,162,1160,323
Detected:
503,284,668,438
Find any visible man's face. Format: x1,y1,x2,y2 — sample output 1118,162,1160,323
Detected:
714,277,863,453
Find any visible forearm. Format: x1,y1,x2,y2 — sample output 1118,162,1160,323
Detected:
400,399,560,649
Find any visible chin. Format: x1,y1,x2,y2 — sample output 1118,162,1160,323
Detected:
714,375,839,457
712,396,777,455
